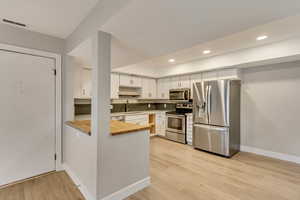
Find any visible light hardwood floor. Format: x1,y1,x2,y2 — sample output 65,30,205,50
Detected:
1,137,300,200
0,171,84,200
127,137,300,200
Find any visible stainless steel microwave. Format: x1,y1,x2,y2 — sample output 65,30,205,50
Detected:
169,88,191,100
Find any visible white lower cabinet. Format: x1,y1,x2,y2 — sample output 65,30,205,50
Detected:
186,114,193,145
155,112,166,136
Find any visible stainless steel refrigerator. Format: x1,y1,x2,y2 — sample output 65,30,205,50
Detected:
193,80,241,157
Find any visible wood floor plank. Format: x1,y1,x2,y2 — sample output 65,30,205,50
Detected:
1,137,300,200
127,137,300,200
0,171,84,200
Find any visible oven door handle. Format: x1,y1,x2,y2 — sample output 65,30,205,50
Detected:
167,114,185,118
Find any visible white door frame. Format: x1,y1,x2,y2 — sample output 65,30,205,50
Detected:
0,43,63,170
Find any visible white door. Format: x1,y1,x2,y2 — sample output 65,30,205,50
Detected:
0,50,56,186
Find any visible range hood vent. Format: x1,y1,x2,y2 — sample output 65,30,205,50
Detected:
118,91,140,96
119,86,141,98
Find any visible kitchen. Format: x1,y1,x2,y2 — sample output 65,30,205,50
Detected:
1,1,300,200
72,65,241,157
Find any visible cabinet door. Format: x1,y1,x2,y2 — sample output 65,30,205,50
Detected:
149,79,157,99
218,69,241,80
157,79,164,99
119,74,131,87
141,78,149,99
155,112,166,136
132,76,142,87
164,78,171,99
170,76,180,89
74,66,83,98
186,115,193,145
142,78,156,99
120,74,142,88
157,78,170,99
202,71,218,81
81,68,92,97
111,73,119,99
180,75,190,88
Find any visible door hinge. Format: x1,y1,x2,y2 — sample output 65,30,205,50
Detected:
53,69,57,76
54,153,57,161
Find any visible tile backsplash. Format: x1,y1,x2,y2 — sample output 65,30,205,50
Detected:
75,103,176,115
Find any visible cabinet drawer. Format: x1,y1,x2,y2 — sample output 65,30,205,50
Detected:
125,114,148,121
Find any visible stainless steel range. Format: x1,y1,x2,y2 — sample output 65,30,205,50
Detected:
166,103,192,144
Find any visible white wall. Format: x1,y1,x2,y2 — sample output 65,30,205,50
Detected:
63,126,98,198
65,0,131,53
0,23,64,54
63,55,98,198
99,130,150,199
241,61,300,157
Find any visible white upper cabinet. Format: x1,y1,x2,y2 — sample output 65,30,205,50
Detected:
74,67,92,98
170,75,190,89
218,69,241,80
157,78,170,99
190,73,202,84
202,71,218,81
170,76,179,89
142,78,157,99
111,73,119,99
81,69,92,97
180,75,190,88
119,74,142,88
74,66,83,98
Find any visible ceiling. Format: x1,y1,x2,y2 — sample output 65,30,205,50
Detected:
102,0,300,69
0,0,100,38
113,14,300,77
15,0,299,74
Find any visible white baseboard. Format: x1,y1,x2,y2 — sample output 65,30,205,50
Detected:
241,145,300,164
101,177,151,200
62,164,96,200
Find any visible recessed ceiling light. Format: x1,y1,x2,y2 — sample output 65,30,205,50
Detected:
203,50,211,54
168,59,175,63
256,35,268,41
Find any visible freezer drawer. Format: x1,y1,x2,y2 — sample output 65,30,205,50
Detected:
193,124,230,156
166,131,186,144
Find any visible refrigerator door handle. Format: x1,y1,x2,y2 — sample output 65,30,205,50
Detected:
195,83,206,114
206,85,211,122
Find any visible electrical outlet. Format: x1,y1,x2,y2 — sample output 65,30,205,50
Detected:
148,104,151,108
164,104,167,108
